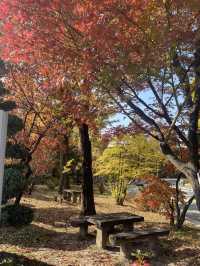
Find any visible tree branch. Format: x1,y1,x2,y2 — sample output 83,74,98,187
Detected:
122,80,164,118
117,87,164,140
148,78,189,146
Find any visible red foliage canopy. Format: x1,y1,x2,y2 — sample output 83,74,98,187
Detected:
0,1,111,128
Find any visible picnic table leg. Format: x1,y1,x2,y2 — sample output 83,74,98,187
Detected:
66,192,71,201
78,194,81,203
72,193,77,203
123,221,133,232
96,227,109,249
148,236,161,254
79,224,88,238
120,242,132,262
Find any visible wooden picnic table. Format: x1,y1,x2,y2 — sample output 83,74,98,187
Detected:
63,189,81,204
87,212,144,248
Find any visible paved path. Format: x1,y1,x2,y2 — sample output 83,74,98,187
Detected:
181,187,200,228
128,180,200,227
164,179,200,227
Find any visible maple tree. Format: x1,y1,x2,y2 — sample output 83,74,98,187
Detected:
0,1,114,215
5,65,55,204
30,136,60,179
31,132,76,195
95,134,165,204
2,0,200,214
135,175,194,228
70,0,200,210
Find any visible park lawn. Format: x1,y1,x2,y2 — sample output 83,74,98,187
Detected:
0,186,199,266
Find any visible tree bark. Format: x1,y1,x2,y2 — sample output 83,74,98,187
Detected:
186,42,200,211
175,174,195,229
15,160,32,205
175,175,181,225
58,150,64,194
160,142,200,210
176,195,195,229
58,135,70,195
79,123,96,216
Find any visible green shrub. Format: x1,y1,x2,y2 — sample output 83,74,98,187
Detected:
2,205,34,227
0,258,16,266
46,176,59,190
3,167,26,203
0,252,52,266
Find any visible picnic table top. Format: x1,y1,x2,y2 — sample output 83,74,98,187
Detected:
86,212,144,228
63,189,81,193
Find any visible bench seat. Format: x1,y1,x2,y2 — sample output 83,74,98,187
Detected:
110,228,169,244
110,228,170,261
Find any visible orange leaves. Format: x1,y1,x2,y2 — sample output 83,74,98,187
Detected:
135,175,186,222
146,199,160,209
0,0,199,76
0,0,112,129
2,0,199,135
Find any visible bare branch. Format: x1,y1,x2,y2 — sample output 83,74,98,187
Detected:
117,87,165,140
148,78,189,146
122,80,164,118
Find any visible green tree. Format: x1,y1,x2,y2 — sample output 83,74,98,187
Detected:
95,134,165,205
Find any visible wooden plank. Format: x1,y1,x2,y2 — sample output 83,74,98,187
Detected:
110,228,170,245
70,217,91,227
63,189,81,193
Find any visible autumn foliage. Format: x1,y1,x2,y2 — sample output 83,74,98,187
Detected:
1,0,200,214
135,175,185,226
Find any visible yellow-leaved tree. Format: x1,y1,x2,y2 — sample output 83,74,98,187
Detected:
95,134,165,205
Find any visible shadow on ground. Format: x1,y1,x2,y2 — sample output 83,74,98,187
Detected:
34,206,79,226
149,227,200,265
0,252,53,266
24,192,55,203
0,223,95,252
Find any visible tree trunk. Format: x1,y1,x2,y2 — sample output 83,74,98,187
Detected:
176,195,195,229
79,123,96,216
160,142,200,210
186,167,200,210
186,42,200,211
28,181,35,195
15,162,32,205
175,175,181,225
58,150,65,194
73,165,81,185
175,174,195,229
58,135,70,195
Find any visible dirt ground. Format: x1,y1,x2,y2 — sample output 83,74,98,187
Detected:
0,186,200,266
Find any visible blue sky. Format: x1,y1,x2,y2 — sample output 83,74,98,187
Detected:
108,113,130,127
107,90,154,128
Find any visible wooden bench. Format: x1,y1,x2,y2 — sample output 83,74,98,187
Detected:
87,213,144,249
63,189,81,204
110,228,170,261
70,217,92,238
70,213,144,249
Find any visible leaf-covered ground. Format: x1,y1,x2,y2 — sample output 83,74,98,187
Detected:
0,186,199,266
